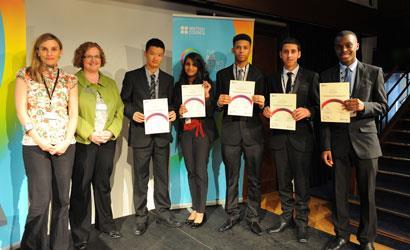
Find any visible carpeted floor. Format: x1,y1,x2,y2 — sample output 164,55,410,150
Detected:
84,206,358,250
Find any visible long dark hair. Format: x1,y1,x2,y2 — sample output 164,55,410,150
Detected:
178,52,210,85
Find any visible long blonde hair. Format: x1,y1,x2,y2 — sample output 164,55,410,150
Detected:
28,33,63,82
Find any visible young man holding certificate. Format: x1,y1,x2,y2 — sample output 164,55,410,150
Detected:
120,38,181,236
215,33,266,236
321,31,387,250
263,37,319,243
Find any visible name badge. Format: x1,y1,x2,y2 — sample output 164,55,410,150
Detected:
96,103,108,111
44,111,58,121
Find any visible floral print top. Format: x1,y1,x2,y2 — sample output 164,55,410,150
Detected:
17,66,77,145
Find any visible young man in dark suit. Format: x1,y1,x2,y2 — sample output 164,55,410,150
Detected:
120,38,181,236
321,31,387,250
263,37,319,243
215,33,266,236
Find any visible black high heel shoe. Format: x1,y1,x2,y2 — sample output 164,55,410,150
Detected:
191,214,207,229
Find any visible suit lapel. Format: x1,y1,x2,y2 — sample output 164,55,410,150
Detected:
292,67,304,93
158,70,165,98
138,67,150,97
351,61,364,98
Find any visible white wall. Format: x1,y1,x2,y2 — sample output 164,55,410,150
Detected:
25,0,197,218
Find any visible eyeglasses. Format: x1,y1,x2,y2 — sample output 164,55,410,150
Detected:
84,55,101,60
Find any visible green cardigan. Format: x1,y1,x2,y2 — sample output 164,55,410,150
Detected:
75,70,124,144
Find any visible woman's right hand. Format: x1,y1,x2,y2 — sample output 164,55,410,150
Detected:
37,140,55,153
179,104,188,117
89,132,106,146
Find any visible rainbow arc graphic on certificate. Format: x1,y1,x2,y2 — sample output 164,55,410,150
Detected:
270,93,296,130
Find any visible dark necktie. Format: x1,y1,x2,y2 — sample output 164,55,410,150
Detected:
285,72,293,93
149,74,156,99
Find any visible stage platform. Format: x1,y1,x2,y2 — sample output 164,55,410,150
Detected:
83,206,357,250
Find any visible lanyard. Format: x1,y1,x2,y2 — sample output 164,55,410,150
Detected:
42,69,60,102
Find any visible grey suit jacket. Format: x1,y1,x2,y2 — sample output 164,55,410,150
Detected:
266,67,319,152
320,61,387,159
121,66,175,148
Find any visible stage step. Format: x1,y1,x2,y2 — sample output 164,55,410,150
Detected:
379,156,410,175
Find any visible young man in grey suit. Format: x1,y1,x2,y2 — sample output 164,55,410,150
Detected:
121,38,181,236
321,31,387,250
263,37,319,243
215,34,266,236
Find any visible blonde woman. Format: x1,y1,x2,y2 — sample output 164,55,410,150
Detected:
15,33,78,250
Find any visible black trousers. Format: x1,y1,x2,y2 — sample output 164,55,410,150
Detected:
221,142,262,222
332,147,378,244
21,144,75,250
69,141,117,246
132,142,171,224
272,137,311,228
180,130,210,213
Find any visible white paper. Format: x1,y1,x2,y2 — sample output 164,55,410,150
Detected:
143,98,170,134
320,82,350,123
181,84,206,118
228,80,255,117
270,94,296,131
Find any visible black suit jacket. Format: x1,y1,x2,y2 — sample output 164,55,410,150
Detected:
266,67,319,152
121,66,175,148
320,61,387,159
174,80,217,143
215,64,265,146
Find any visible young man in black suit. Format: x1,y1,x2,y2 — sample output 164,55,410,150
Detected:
321,31,387,250
263,37,319,243
120,38,181,236
215,33,266,236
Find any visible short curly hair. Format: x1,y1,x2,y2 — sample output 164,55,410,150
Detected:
73,42,106,68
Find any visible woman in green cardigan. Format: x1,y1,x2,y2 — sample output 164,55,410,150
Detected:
69,42,124,249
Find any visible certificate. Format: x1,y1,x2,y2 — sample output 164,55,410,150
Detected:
182,84,206,118
320,82,350,123
270,93,296,130
143,98,169,134
228,80,255,117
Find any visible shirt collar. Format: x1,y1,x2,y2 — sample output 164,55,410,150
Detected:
76,70,106,87
145,66,159,80
283,65,299,76
339,59,358,72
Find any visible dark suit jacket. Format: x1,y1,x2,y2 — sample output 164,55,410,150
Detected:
215,64,265,146
266,67,319,152
174,80,217,143
320,61,387,159
121,66,175,148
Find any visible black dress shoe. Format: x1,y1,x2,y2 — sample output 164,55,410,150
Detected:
106,230,122,239
296,227,308,243
250,221,263,236
76,243,87,250
134,223,147,236
324,237,348,250
360,242,375,250
267,217,294,234
218,218,240,232
191,214,207,229
156,216,183,228
185,218,194,225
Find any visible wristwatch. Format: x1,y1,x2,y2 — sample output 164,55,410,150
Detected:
23,123,34,134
